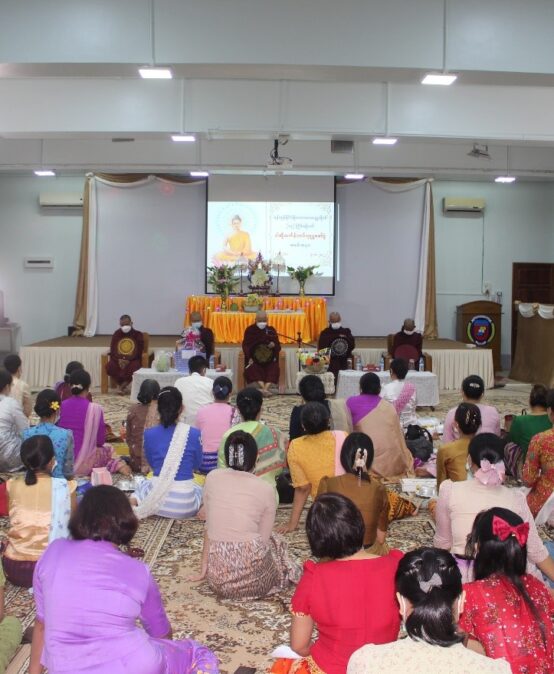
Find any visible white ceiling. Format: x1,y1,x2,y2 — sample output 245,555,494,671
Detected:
1,0,554,180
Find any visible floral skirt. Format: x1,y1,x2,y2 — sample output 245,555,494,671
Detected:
207,534,301,601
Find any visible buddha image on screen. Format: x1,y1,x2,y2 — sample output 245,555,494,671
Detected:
214,214,256,262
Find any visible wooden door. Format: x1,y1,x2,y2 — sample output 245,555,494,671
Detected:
512,263,554,357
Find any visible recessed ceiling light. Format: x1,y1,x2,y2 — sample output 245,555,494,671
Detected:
34,170,56,176
421,73,457,85
372,137,398,145
495,176,516,183
138,67,173,79
344,173,365,180
171,134,196,142
190,171,209,177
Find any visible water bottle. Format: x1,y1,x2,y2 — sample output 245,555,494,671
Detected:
356,356,363,371
209,355,215,370
379,355,385,371
418,356,424,372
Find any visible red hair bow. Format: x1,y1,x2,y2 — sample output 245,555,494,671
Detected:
492,515,529,546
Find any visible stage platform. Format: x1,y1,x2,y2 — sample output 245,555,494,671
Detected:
20,335,494,393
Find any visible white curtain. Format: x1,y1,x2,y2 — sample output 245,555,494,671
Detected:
84,175,206,336
517,302,554,319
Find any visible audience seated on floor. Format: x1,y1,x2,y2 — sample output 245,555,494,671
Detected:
195,376,238,474
460,507,554,673
2,436,76,588
347,547,511,674
346,372,414,480
381,357,418,430
3,354,32,418
218,387,285,499
279,493,402,674
434,433,554,584
504,384,551,480
442,375,500,442
317,432,390,553
125,378,160,473
24,389,74,479
192,429,300,599
279,402,347,533
0,563,22,674
522,388,554,519
29,485,219,674
174,355,214,425
0,368,28,472
132,386,203,519
54,360,92,402
436,402,482,488
58,368,129,477
289,374,351,441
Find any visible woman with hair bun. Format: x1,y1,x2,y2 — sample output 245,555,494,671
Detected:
131,386,203,519
442,374,500,442
191,429,300,599
58,369,129,477
504,384,551,479
317,432,390,551
434,433,554,585
460,507,554,673
2,436,76,588
125,379,160,473
195,376,238,473
436,402,482,488
54,360,92,402
23,388,74,479
347,547,511,673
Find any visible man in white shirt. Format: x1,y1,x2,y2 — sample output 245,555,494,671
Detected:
381,358,418,429
174,355,214,426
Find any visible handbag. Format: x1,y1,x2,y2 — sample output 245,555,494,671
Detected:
404,424,434,462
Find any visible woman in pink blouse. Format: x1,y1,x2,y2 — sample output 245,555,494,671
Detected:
442,375,500,442
194,376,237,473
434,433,554,584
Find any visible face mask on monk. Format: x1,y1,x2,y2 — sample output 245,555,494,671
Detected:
403,328,415,336
191,321,202,330
330,322,341,330
121,325,132,334
257,322,267,330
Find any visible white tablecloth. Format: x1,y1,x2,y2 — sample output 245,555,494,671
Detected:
295,371,336,395
130,368,234,402
335,370,439,407
21,344,108,389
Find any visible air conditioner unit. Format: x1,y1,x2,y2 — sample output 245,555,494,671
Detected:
39,192,83,208
443,197,485,213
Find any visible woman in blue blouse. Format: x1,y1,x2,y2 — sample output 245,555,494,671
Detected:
23,389,74,479
132,387,203,519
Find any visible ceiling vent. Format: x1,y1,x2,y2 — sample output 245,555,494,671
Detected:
331,140,354,154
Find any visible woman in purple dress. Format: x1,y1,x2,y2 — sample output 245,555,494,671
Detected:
29,485,219,674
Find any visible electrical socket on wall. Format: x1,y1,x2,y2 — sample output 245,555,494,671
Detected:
483,282,492,295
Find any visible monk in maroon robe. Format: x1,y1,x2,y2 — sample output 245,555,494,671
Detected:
392,318,423,360
242,311,281,396
318,311,355,382
105,314,144,394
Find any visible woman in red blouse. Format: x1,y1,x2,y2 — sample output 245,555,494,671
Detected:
459,507,554,674
288,493,402,674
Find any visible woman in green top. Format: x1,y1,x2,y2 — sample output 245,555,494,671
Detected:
504,384,551,479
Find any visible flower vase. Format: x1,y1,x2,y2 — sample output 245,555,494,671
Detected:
220,291,229,311
298,280,306,296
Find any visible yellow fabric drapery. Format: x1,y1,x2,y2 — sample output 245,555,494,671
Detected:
186,295,327,343
206,311,310,344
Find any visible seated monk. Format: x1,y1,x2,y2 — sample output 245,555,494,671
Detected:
242,311,280,396
105,314,144,394
392,318,423,361
214,214,256,262
178,311,214,361
318,311,355,381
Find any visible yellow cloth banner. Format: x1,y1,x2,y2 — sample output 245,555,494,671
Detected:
206,311,310,344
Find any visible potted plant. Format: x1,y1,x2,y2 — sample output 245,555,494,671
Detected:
206,264,239,310
244,293,262,312
287,265,319,296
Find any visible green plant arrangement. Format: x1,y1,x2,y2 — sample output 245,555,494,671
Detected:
287,265,319,296
206,264,239,309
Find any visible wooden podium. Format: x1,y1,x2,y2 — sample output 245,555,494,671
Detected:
456,301,502,372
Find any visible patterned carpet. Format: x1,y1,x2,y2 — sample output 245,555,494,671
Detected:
2,381,552,673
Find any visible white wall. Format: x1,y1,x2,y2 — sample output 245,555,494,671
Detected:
433,180,554,364
0,175,84,345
